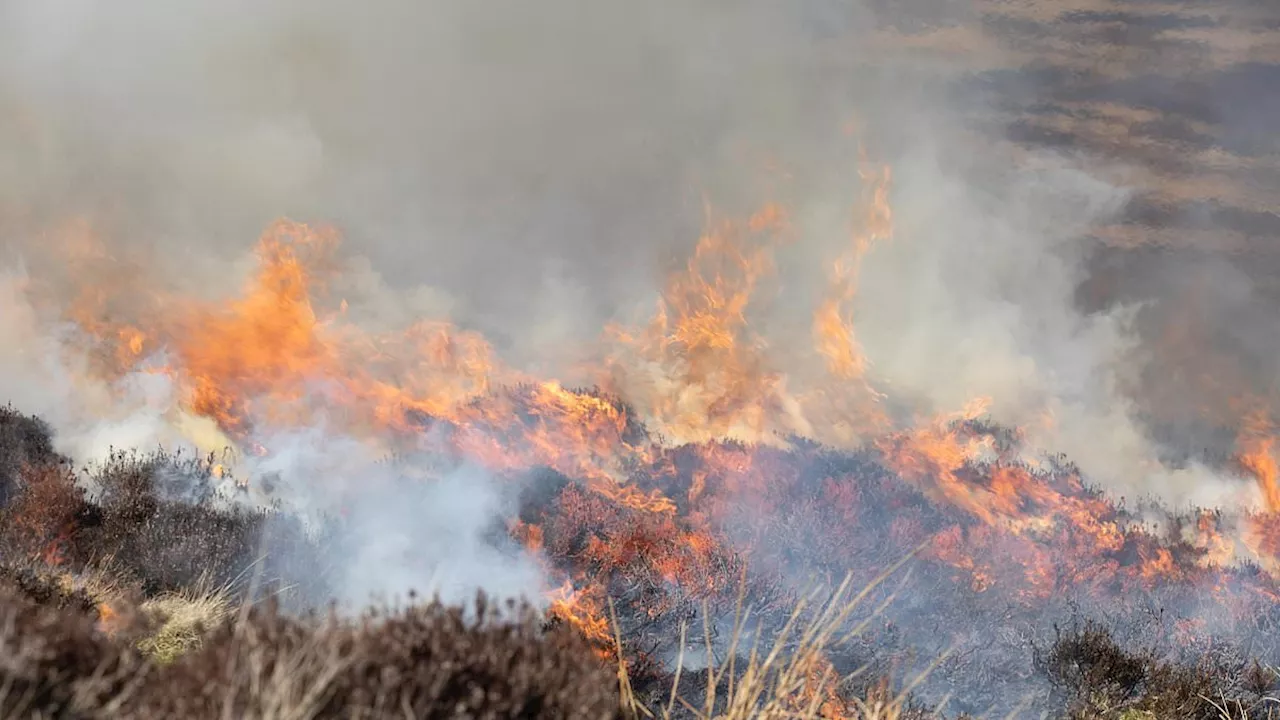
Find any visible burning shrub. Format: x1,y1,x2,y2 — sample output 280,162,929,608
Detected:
0,461,93,566
8,397,1280,717
0,408,94,565
137,593,623,719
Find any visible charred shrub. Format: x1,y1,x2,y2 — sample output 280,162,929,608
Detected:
80,450,313,599
141,593,622,719
1243,660,1277,696
1040,622,1148,708
0,588,146,719
0,461,94,563
0,562,99,617
0,405,62,507
1037,622,1277,719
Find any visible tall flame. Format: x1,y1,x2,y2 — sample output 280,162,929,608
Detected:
602,203,797,444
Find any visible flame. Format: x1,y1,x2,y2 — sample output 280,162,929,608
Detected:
876,399,999,524
19,141,1280,672
810,153,894,443
547,579,612,650
602,204,797,445
56,219,511,456
1195,511,1237,568
1237,406,1280,512
96,601,122,636
174,221,343,438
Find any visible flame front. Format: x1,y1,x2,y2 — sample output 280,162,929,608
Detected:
20,149,1280,679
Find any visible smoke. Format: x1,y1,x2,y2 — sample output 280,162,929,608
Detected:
848,132,1260,511
240,428,545,609
0,0,879,335
0,271,186,459
0,0,1271,607
0,268,549,605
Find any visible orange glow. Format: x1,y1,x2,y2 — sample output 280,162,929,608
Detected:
96,601,125,637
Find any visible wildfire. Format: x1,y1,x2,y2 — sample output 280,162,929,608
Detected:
15,144,1280,708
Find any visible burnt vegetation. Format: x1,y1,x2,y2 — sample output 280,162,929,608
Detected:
2,404,1280,717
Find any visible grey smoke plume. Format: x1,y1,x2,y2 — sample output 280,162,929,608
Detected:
0,0,1269,607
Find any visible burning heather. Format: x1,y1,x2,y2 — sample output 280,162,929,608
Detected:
3,180,1280,715
2,0,1280,717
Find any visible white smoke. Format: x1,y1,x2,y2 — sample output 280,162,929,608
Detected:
849,136,1262,510
241,428,546,609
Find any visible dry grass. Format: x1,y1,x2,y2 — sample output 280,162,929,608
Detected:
136,583,233,664
617,552,946,720
138,594,621,719
5,545,1280,718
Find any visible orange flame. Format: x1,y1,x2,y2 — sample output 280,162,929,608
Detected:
603,204,795,444
1238,406,1280,512
547,579,612,650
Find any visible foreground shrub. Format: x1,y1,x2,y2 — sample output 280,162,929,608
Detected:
0,587,623,719
1040,622,1280,719
0,587,147,719
139,594,623,719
